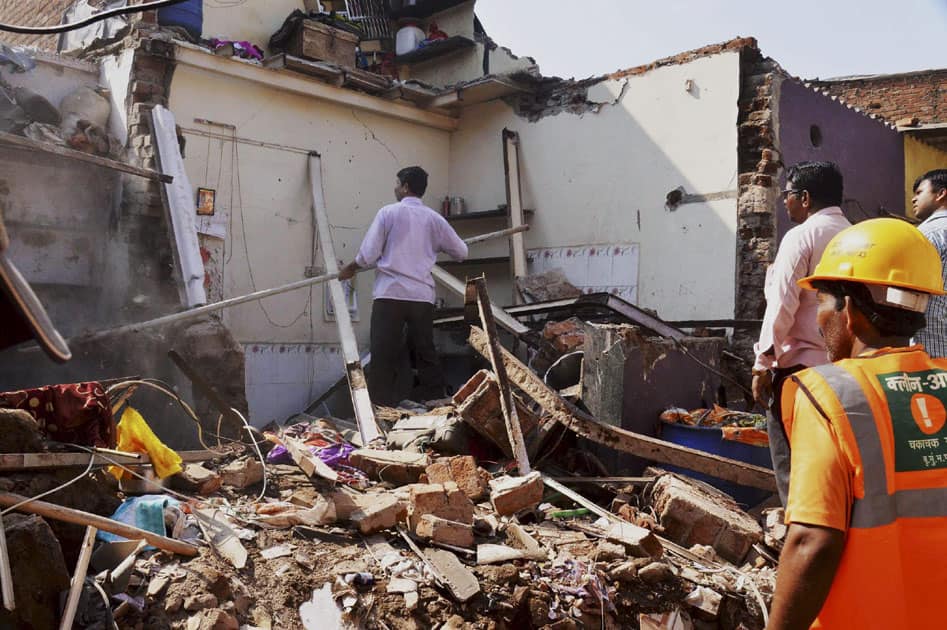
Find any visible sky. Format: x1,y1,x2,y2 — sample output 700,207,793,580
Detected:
475,0,947,81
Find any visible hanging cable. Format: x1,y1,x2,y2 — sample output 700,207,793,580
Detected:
0,0,191,35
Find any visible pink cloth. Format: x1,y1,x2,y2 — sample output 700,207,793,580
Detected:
754,206,851,371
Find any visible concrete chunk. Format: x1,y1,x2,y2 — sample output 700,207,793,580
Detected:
415,514,475,548
489,471,544,516
219,457,264,489
350,494,408,535
649,473,762,564
349,449,430,486
604,521,663,559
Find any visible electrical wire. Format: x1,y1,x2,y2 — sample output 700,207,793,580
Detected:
0,454,97,516
106,379,229,455
0,0,191,34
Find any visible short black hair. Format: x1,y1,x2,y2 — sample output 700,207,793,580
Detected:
811,280,926,338
786,161,844,208
913,169,947,194
397,166,428,197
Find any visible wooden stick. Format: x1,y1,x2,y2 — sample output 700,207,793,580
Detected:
468,326,777,492
59,525,97,630
107,540,148,586
0,516,13,611
0,493,198,556
502,129,528,303
308,152,381,445
0,450,215,471
467,277,530,474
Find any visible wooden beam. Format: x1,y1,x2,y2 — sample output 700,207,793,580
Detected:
502,129,528,303
468,326,777,492
0,516,13,611
0,131,171,183
0,450,216,471
59,526,97,630
308,153,381,444
0,493,198,556
467,277,530,474
432,266,529,336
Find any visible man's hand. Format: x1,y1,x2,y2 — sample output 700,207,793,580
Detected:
752,370,774,409
338,261,359,281
768,523,845,630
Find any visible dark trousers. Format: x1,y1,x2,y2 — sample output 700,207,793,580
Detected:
369,298,444,406
767,364,806,507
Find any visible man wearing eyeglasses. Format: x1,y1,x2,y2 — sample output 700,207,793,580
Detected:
752,161,851,505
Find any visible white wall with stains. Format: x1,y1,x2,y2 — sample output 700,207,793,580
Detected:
448,51,742,321
168,58,452,423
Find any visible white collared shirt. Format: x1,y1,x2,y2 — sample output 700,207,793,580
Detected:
355,197,468,303
914,208,947,358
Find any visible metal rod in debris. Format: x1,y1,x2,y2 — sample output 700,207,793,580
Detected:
67,224,529,345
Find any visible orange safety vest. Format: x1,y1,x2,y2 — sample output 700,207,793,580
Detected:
781,347,947,629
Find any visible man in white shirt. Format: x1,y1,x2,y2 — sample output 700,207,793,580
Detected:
339,167,468,405
751,161,850,505
911,169,947,358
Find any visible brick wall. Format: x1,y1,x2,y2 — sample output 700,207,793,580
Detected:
811,69,947,125
0,0,95,51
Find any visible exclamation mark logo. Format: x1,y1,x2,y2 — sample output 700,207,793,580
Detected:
916,397,934,429
911,394,947,435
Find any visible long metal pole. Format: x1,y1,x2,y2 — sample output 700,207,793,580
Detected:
62,224,529,346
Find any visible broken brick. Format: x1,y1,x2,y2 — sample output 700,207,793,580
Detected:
415,514,475,548
425,456,490,501
452,370,538,455
219,457,264,489
350,494,408,535
407,483,475,530
489,472,544,516
173,463,222,496
649,474,762,564
349,449,430,486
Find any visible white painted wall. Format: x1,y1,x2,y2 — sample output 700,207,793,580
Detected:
448,52,742,321
167,57,451,422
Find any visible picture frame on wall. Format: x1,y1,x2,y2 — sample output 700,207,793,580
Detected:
196,187,216,216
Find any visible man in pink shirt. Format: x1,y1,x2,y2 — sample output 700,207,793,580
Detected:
752,161,851,505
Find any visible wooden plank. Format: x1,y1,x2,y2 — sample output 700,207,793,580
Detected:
469,327,777,492
59,526,96,630
466,277,530,474
308,153,381,444
0,492,197,556
0,516,13,611
0,130,171,183
283,436,338,482
431,266,529,336
152,105,207,308
502,129,528,304
0,450,216,471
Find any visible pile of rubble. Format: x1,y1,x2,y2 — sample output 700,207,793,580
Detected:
0,389,785,629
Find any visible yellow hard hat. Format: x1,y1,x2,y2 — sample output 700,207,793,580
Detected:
799,218,945,296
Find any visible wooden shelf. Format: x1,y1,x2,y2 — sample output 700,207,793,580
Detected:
445,208,534,222
396,36,475,65
389,0,471,19
0,130,171,183
438,255,510,267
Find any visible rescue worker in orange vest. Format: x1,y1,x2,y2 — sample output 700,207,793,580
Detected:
768,218,947,630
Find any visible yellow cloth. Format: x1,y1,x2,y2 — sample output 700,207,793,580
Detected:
108,406,183,480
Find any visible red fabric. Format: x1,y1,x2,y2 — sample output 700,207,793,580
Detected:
1,382,115,448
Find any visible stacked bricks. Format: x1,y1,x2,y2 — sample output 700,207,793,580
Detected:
0,0,78,51
811,69,947,126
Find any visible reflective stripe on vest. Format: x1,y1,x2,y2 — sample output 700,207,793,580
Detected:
810,363,947,528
